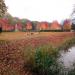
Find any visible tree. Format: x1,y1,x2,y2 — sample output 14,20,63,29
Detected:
20,19,30,31
50,20,61,30
0,0,7,18
13,17,20,24
70,5,75,20
26,21,32,31
40,22,49,30
21,19,30,25
63,19,71,31
69,5,75,31
31,21,38,31
71,23,75,31
3,12,14,25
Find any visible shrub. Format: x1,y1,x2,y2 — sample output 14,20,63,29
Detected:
32,45,62,75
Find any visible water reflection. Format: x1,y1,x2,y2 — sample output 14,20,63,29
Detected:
59,46,75,68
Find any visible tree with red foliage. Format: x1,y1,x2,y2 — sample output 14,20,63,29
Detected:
40,22,49,30
26,21,32,31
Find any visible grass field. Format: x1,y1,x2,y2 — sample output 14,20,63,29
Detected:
0,32,75,47
0,32,74,40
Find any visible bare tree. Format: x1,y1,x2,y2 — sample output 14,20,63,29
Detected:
70,5,75,19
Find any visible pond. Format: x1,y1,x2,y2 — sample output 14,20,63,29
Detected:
59,46,75,68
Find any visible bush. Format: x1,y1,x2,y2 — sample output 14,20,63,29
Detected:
32,45,62,75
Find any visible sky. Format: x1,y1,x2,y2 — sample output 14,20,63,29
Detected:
5,0,75,22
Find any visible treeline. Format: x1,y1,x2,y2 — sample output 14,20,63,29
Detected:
0,13,75,32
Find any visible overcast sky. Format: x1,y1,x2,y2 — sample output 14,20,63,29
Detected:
5,0,75,22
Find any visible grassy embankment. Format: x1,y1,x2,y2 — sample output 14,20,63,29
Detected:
0,32,75,75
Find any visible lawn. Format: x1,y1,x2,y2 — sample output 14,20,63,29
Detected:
0,32,75,47
0,32,74,40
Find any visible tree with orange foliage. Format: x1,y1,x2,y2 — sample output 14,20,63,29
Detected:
40,22,49,30
50,20,61,30
63,19,71,31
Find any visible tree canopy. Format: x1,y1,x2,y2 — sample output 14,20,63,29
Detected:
0,0,7,18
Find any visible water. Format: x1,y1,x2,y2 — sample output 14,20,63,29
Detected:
59,46,75,68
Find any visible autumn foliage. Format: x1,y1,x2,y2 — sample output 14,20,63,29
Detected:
39,22,49,30
26,21,32,31
63,19,71,31
50,21,61,30
0,17,73,32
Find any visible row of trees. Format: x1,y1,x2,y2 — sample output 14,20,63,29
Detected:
0,15,73,32
0,0,75,32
